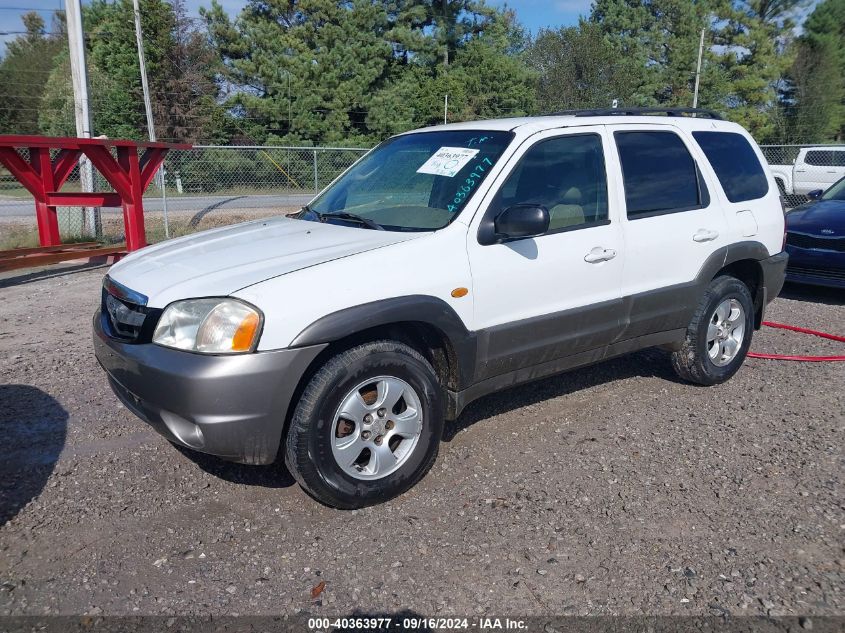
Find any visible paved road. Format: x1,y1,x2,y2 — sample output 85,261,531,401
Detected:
0,193,314,219
0,269,842,618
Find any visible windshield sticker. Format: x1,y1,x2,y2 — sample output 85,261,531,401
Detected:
417,147,480,178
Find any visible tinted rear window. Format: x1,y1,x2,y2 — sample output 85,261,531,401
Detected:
614,131,705,218
693,131,769,203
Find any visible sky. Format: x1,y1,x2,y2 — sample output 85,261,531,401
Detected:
0,0,591,53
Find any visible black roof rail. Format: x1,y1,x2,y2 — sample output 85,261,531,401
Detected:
544,107,723,120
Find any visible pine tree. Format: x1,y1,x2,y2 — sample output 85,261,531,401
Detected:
38,0,224,142
0,12,66,135
527,21,640,111
783,0,845,141
203,0,536,144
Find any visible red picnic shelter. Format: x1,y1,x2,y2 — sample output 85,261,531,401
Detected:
0,135,190,270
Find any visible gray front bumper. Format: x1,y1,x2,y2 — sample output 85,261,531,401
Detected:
93,311,326,464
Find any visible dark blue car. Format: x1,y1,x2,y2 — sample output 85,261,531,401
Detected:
785,176,845,289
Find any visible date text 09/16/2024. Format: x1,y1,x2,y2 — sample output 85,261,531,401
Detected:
307,617,528,630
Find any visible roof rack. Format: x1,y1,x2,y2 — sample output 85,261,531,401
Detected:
545,107,723,120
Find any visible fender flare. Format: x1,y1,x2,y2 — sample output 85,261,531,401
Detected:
290,295,478,388
695,241,770,283
695,240,775,327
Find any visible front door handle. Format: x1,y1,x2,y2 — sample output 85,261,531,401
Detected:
584,247,617,263
693,229,719,243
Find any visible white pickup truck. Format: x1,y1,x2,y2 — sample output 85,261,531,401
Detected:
768,146,845,196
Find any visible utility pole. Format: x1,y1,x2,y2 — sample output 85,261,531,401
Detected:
692,27,705,109
65,0,99,236
132,0,170,238
444,94,448,125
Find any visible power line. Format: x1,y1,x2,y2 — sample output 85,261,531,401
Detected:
0,7,63,12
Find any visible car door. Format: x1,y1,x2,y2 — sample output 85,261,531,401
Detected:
466,126,625,381
609,123,730,340
692,129,784,256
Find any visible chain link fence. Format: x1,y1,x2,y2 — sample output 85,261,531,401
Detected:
3,142,845,251
0,145,369,249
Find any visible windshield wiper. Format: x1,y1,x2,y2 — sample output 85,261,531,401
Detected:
299,205,384,231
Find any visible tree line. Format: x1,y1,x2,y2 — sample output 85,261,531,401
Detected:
0,0,842,147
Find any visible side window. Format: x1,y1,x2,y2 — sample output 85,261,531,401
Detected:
804,150,845,167
692,131,769,202
492,134,609,232
614,131,708,219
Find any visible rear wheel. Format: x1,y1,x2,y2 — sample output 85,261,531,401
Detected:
671,276,754,385
285,340,444,509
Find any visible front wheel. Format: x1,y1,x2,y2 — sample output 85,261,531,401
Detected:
671,276,755,386
285,340,444,509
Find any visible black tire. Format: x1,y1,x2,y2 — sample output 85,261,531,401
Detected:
671,276,755,386
284,340,444,509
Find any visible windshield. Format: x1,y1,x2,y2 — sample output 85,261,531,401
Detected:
308,130,514,231
822,176,845,201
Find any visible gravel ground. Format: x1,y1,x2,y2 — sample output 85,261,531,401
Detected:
0,267,842,618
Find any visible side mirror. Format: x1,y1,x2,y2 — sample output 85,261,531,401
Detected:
807,189,823,200
493,204,550,242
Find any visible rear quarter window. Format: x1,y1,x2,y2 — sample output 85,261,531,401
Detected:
804,150,845,167
692,131,769,203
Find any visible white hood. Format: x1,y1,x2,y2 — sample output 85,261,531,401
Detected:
107,216,421,307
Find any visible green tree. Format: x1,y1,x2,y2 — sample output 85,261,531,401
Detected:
39,0,225,142
781,0,845,141
588,0,807,138
527,21,640,111
203,0,398,145
203,0,535,144
590,0,723,108
446,10,536,120
0,12,66,135
714,0,807,140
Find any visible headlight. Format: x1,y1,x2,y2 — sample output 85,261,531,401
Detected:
152,298,262,354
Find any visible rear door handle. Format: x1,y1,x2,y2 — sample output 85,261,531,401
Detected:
584,247,617,263
693,229,719,243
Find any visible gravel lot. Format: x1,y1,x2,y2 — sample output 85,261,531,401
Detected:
0,266,842,618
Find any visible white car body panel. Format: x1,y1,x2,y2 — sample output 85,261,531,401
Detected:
107,216,420,308
233,223,473,351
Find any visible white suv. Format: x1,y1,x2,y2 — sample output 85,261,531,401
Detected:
94,108,788,508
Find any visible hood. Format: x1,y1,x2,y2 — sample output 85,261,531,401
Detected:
107,216,422,307
786,200,845,236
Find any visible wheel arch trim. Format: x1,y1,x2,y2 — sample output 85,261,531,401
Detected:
289,295,478,388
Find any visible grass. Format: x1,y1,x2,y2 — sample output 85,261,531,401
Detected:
0,225,103,251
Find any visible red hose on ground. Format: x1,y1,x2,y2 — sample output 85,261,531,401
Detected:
747,320,845,362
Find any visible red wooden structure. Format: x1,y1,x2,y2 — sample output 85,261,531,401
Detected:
0,136,190,256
